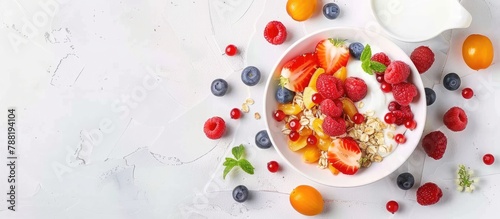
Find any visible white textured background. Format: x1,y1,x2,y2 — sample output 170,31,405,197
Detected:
0,0,499,218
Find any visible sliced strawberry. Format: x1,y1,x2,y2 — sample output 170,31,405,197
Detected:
327,137,361,175
280,53,319,92
315,38,350,75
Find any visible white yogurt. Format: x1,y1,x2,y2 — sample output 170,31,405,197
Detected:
345,50,400,157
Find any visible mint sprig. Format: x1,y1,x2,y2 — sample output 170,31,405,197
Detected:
360,44,387,75
223,144,255,179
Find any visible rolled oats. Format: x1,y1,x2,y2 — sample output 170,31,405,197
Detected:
254,112,261,120
241,104,250,113
318,151,328,169
245,98,255,105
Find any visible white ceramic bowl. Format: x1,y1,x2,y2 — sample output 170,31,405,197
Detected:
263,27,426,187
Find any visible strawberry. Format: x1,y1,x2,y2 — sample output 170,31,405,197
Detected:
280,53,319,92
327,138,361,175
315,38,350,75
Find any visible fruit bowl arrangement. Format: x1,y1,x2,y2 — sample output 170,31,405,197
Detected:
263,27,426,187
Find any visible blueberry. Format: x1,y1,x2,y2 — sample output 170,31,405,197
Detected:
241,66,261,86
211,78,228,96
255,130,272,149
232,185,249,203
349,42,364,60
275,86,295,104
425,88,436,106
396,172,415,190
323,3,340,20
443,73,461,91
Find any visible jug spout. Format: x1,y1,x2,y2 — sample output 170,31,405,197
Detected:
448,1,472,29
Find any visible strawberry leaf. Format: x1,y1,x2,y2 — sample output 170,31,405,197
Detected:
370,61,387,73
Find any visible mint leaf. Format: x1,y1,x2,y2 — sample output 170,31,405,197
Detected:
360,44,372,62
223,157,238,166
370,61,387,73
232,144,245,160
223,165,236,179
361,61,372,75
238,159,255,175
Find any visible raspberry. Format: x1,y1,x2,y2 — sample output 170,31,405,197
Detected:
316,74,345,100
416,182,443,206
392,105,414,125
410,46,435,74
322,116,346,137
344,77,367,102
264,21,287,45
392,82,418,106
371,52,391,67
443,107,468,132
319,99,343,118
203,116,226,139
384,61,410,84
422,131,447,160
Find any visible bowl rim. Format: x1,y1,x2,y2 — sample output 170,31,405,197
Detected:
262,26,427,187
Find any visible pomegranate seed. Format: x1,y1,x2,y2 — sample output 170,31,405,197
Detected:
307,135,318,146
395,134,406,144
289,119,300,131
381,82,392,93
230,108,241,119
273,110,286,122
225,44,237,56
404,120,417,130
483,154,495,165
353,113,365,124
376,74,385,83
384,112,396,124
311,93,324,104
386,200,399,214
289,131,300,141
462,87,474,99
267,161,280,172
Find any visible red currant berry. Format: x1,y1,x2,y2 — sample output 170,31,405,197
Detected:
311,93,324,104
376,73,385,83
273,110,286,122
307,135,318,146
483,154,495,165
289,131,300,141
404,120,417,130
288,119,300,131
462,87,474,99
230,108,241,119
267,161,280,172
386,200,399,214
353,113,365,124
381,82,392,93
395,134,406,144
387,101,401,111
225,44,237,56
384,112,396,124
